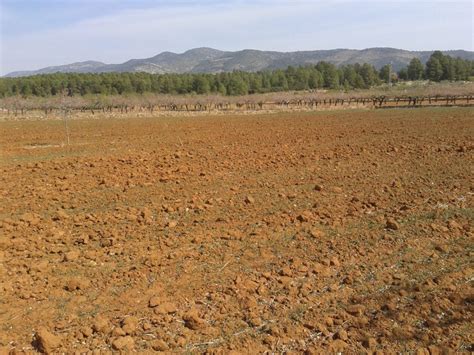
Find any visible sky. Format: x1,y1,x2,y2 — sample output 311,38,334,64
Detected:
0,0,473,75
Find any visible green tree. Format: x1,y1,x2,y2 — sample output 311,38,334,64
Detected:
359,63,378,88
407,58,424,80
398,68,408,80
425,56,443,81
193,76,211,94
379,64,392,83
227,74,248,95
316,62,339,89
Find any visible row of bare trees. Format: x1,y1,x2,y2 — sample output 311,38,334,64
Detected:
1,83,473,117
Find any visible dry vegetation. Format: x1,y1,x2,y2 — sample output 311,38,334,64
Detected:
1,81,473,120
0,107,473,353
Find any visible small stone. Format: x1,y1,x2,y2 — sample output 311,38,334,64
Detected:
92,316,109,334
386,218,399,230
328,339,348,352
382,302,397,311
112,336,134,350
65,277,90,291
151,339,169,351
279,266,292,277
77,234,89,244
142,321,152,331
167,221,177,228
297,211,312,222
244,195,255,204
330,257,340,267
121,316,139,335
64,250,80,262
141,208,153,221
149,296,161,308
112,327,126,336
154,302,178,314
314,184,323,191
346,304,365,316
183,310,206,330
434,243,448,253
363,337,377,349
34,327,61,354
324,317,334,327
80,327,93,338
334,329,348,341
309,228,325,238
428,345,441,355
53,210,69,221
447,220,461,230
20,213,41,226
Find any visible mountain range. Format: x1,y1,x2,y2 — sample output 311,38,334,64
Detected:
5,47,474,78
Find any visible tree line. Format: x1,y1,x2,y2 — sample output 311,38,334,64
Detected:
0,51,472,98
399,51,473,82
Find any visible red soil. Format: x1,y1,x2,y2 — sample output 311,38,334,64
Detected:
0,108,473,353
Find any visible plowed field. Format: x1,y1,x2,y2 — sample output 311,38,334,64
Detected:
1,108,473,353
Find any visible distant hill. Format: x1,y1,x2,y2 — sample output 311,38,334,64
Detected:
4,47,474,77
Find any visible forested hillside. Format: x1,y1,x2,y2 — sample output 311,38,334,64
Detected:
1,52,472,97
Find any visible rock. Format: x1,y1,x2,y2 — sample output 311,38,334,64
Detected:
447,220,461,230
141,208,153,222
154,302,178,315
386,218,399,230
112,327,126,336
112,336,134,350
149,296,161,308
324,317,334,327
122,316,139,335
183,310,206,330
434,243,448,253
244,196,255,204
167,220,177,228
309,228,325,238
427,345,441,355
363,337,377,349
65,277,90,291
77,234,89,245
92,315,110,334
34,327,61,354
80,327,93,338
142,321,152,331
297,211,312,222
346,304,365,316
382,302,397,311
53,210,69,221
20,213,41,226
314,184,323,191
64,250,80,262
416,348,430,355
279,266,292,277
334,329,348,341
151,339,169,351
328,339,348,352
330,257,340,267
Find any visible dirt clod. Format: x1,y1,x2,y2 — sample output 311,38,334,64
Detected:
34,327,61,354
183,310,207,330
386,218,400,230
112,336,135,350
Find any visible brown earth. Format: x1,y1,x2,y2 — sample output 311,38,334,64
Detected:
0,108,473,353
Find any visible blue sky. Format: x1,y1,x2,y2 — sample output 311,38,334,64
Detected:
0,0,473,75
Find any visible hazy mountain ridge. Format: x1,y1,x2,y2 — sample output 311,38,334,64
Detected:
5,48,474,77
